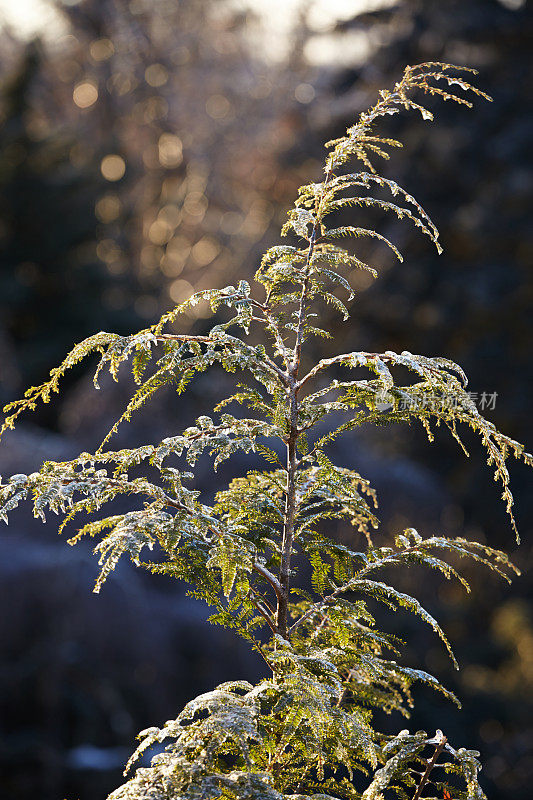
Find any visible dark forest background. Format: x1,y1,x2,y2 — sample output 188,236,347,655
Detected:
0,1,531,799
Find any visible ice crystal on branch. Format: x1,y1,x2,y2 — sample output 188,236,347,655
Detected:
1,63,530,800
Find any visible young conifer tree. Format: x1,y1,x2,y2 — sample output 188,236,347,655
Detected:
1,63,531,800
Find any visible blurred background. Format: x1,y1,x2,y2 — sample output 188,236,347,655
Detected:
0,1,531,798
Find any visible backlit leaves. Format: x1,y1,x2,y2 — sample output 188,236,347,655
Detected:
0,63,527,800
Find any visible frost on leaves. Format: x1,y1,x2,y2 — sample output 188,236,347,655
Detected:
0,63,529,800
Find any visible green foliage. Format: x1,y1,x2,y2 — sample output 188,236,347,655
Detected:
1,63,530,800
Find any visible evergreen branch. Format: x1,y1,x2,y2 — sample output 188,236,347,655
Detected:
0,62,526,800
156,332,289,386
289,577,450,661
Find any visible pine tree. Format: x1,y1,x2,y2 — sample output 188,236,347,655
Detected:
1,63,531,800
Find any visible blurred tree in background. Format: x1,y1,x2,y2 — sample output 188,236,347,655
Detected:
0,41,143,402
0,1,531,799
0,0,310,405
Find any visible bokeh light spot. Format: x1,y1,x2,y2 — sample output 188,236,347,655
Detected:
73,82,98,108
219,211,243,235
149,220,172,245
191,237,220,267
145,63,169,87
183,192,207,217
100,155,126,181
205,94,231,120
158,134,183,168
95,194,121,223
144,97,169,122
89,38,115,61
96,238,122,264
169,278,193,303
498,0,525,8
158,204,181,228
294,83,315,104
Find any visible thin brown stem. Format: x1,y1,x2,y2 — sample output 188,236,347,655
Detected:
275,166,335,640
412,736,447,800
277,379,299,639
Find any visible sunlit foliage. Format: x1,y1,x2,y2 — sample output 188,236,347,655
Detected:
1,63,530,800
